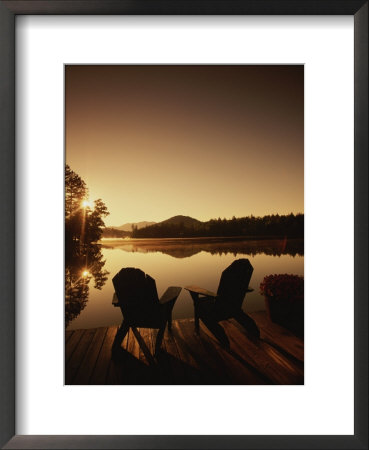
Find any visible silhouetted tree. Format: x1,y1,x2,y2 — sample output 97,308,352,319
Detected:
65,164,88,217
65,165,109,327
65,165,109,257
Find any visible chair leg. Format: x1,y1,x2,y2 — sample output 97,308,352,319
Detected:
131,327,156,365
201,317,230,349
168,312,173,332
194,306,200,334
112,320,129,349
188,292,201,334
155,326,165,356
234,310,260,339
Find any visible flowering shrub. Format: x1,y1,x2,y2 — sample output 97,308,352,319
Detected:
260,274,304,302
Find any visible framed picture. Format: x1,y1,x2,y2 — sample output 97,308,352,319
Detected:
0,1,367,449
64,63,305,387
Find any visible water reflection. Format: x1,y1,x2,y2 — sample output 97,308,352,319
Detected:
66,238,303,330
101,237,304,259
65,242,109,327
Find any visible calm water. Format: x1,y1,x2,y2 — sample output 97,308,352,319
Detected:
66,237,304,330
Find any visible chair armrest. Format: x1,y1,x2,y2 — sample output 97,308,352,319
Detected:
159,286,182,304
184,285,217,297
112,292,119,306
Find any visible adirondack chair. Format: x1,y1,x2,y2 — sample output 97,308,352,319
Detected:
112,267,181,361
185,259,260,347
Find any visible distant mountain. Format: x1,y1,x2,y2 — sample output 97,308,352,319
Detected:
102,216,201,239
114,221,156,232
158,215,202,227
132,215,204,238
102,227,131,238
113,216,200,231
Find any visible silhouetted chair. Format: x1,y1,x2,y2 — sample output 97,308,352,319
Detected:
112,267,181,361
185,259,259,347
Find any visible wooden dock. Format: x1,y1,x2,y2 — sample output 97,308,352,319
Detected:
65,312,304,385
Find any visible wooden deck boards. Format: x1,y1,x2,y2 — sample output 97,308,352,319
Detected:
65,312,304,385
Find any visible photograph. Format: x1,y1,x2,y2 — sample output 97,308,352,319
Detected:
65,65,304,385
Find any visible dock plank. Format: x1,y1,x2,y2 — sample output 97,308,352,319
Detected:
126,327,140,360
149,328,172,384
251,311,304,362
73,327,108,385
178,319,230,384
171,320,205,384
90,326,118,385
199,321,271,384
106,327,129,384
65,314,304,385
65,329,85,365
65,330,74,345
223,320,303,385
65,328,96,384
137,327,154,366
135,327,160,384
161,328,187,384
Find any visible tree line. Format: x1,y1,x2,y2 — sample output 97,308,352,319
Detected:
131,213,304,239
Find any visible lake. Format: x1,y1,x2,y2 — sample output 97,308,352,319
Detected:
66,237,304,330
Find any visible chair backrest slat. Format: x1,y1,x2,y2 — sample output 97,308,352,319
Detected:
112,268,159,319
216,259,253,308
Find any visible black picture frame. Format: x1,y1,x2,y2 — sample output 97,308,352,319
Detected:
0,1,367,449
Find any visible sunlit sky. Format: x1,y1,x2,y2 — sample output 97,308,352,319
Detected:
66,65,304,227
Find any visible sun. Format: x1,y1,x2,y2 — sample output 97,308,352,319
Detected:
81,200,92,208
82,270,90,278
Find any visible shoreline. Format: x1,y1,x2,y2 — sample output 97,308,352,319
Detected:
99,235,303,245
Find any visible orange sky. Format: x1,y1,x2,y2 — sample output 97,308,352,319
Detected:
65,65,304,227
